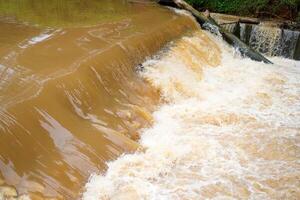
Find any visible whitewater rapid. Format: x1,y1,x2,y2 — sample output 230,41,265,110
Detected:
83,29,300,200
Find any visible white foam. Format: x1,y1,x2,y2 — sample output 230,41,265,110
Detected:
82,31,300,200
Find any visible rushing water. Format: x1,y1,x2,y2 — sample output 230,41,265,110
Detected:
221,22,300,60
0,1,197,199
83,31,300,199
0,1,299,200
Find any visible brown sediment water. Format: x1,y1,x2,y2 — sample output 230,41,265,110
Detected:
0,1,197,199
83,29,300,200
1,1,300,200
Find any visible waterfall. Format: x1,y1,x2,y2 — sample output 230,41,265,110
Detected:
1,2,300,199
222,23,237,34
0,2,198,199
281,29,300,59
248,25,282,56
83,20,300,200
222,23,300,60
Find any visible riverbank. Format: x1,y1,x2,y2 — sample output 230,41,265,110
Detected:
186,0,300,23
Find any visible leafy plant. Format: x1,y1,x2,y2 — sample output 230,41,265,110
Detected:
185,0,300,21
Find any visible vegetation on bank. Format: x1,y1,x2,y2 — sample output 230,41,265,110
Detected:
186,0,300,22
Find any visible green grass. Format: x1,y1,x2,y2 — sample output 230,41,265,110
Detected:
186,0,300,20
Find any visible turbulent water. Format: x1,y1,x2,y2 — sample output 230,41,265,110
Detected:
83,30,300,199
0,1,197,199
221,22,300,60
0,1,299,199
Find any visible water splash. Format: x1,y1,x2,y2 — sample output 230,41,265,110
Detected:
222,23,300,59
249,25,282,57
222,23,237,34
0,3,198,198
83,30,300,200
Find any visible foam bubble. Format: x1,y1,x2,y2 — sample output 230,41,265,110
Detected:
83,31,300,200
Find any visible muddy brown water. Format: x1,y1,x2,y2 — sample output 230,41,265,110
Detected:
0,0,197,199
